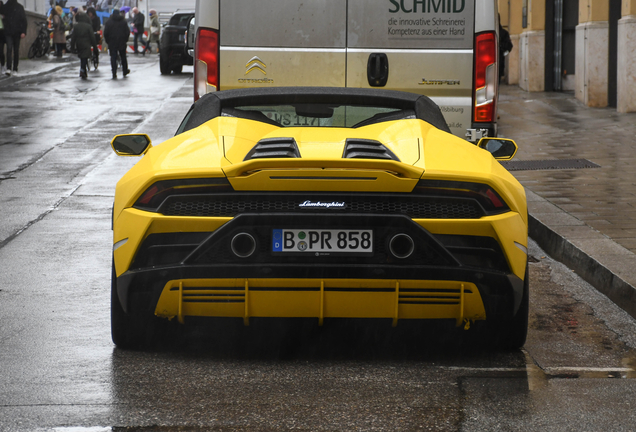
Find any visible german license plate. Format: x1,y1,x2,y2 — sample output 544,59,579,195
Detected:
272,229,373,254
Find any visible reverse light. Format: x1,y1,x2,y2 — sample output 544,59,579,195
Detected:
473,31,497,123
414,179,509,215
194,27,219,100
134,178,233,212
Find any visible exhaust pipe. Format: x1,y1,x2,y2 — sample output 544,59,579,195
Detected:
389,234,414,259
231,233,256,258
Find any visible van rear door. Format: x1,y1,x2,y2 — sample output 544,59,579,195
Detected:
218,0,347,90
346,0,475,138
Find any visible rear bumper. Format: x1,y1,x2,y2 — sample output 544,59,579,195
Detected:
114,212,527,324
162,43,192,65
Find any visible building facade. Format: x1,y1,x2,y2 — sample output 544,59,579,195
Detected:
501,0,636,112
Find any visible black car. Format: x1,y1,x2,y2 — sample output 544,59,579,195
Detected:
159,10,194,75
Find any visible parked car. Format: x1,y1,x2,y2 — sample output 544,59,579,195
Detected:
159,10,194,75
109,87,528,350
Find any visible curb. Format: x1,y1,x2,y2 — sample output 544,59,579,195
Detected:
529,214,636,320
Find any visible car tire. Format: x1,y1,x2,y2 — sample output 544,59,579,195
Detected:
494,262,529,350
171,64,182,74
159,51,171,75
111,260,154,349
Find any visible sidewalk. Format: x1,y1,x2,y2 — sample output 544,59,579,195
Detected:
0,53,79,82
498,84,636,319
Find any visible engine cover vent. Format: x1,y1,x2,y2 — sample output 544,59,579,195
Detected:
244,137,300,161
342,138,400,162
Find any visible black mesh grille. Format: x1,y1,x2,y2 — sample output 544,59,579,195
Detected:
244,137,300,160
158,194,484,219
342,138,400,161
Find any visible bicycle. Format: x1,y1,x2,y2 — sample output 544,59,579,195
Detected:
28,21,52,59
90,50,99,71
89,31,102,70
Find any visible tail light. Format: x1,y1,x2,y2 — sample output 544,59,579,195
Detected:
134,178,233,212
473,31,497,123
414,179,509,215
194,27,219,100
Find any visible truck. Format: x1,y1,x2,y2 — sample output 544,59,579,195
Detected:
188,0,500,141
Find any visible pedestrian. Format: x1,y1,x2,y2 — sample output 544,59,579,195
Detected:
145,9,160,54
50,6,66,57
87,6,100,33
131,6,146,54
499,20,513,82
0,1,6,76
0,0,26,77
103,8,130,79
70,12,98,79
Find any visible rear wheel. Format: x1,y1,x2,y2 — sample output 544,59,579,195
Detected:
159,50,170,75
171,64,182,74
111,260,155,349
494,263,529,350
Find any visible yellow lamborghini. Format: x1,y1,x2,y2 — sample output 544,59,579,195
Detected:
110,87,528,349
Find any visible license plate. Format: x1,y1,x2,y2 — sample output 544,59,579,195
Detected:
272,229,373,254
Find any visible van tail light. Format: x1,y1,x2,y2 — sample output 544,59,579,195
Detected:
473,31,497,123
194,27,219,100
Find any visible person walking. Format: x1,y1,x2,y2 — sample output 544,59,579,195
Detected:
131,6,146,54
0,0,26,76
50,6,66,58
87,6,100,33
103,8,129,79
0,1,6,76
70,12,98,79
145,9,159,54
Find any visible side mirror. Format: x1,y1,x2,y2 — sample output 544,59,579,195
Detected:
110,134,152,156
477,137,518,161
186,15,196,56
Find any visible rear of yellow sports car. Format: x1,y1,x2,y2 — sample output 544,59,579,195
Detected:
110,88,528,349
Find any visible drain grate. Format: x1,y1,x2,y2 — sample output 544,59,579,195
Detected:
501,159,601,171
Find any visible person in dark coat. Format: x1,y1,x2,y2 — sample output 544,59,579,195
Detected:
131,6,146,54
103,8,130,79
499,22,513,82
0,1,6,75
87,6,101,32
0,0,27,76
71,12,98,79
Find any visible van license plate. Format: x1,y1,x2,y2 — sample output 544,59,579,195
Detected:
272,229,372,253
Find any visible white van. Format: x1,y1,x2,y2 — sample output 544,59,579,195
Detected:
190,0,499,141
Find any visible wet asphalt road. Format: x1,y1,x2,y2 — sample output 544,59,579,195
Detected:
1,56,636,431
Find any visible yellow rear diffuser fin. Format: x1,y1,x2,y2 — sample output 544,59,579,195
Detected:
392,281,400,327
178,281,184,325
319,280,325,326
456,283,465,327
244,279,250,326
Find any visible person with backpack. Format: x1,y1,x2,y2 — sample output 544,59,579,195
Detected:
50,6,66,57
0,0,26,76
70,12,98,79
